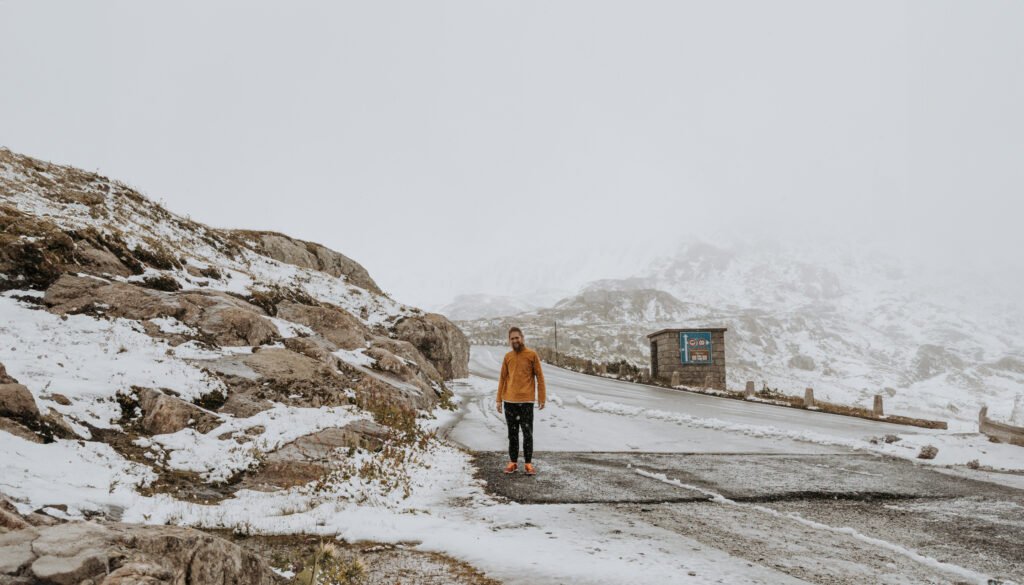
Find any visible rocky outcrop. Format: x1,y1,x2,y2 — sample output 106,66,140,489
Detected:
136,388,221,435
276,302,369,350
0,364,15,385
370,337,443,383
0,383,39,420
0,418,41,443
44,275,279,346
102,562,174,584
0,521,281,584
0,364,38,423
0,498,59,533
43,274,179,319
282,336,337,365
74,241,134,278
240,420,389,490
0,503,32,533
224,349,357,410
233,231,383,295
394,313,470,379
179,295,279,346
0,366,78,442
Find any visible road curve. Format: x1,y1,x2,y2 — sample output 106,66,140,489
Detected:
470,344,942,441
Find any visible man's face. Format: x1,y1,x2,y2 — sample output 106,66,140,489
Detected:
509,331,524,352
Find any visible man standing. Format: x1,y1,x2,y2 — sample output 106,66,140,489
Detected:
496,327,546,475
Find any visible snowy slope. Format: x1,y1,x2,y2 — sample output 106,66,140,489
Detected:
0,148,418,329
0,148,465,525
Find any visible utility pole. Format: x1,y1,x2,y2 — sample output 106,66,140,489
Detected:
553,320,558,366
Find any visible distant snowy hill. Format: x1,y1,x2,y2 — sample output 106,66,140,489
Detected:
437,293,539,321
458,240,1024,428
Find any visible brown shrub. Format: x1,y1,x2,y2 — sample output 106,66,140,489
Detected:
141,274,182,292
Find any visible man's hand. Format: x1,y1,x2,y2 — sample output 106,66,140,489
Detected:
496,401,503,414
539,402,545,410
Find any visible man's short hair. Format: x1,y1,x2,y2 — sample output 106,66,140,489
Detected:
508,326,523,338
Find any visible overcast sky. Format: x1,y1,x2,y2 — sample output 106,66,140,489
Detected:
2,1,1021,308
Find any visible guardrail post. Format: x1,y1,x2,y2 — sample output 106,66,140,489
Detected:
979,405,988,429
873,395,884,417
745,381,755,398
804,387,814,408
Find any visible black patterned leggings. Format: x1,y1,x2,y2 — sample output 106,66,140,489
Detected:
504,402,534,463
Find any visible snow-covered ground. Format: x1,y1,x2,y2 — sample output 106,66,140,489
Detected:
0,293,224,437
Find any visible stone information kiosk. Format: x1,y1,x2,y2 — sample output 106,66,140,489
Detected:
647,327,727,390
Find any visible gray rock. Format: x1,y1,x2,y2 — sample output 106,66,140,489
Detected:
30,547,108,585
44,275,180,320
282,336,336,364
276,302,368,350
136,388,220,435
0,418,41,444
234,231,383,295
218,348,358,411
0,363,15,384
364,347,412,378
0,502,32,533
0,522,280,584
116,524,279,584
0,528,38,575
47,394,72,406
242,348,328,384
75,243,132,278
369,336,443,383
40,409,78,440
241,420,389,489
169,290,278,347
30,522,116,557
0,384,39,420
393,313,470,379
44,276,278,347
101,562,172,585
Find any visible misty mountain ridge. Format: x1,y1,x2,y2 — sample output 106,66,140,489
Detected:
437,293,540,321
454,240,1024,429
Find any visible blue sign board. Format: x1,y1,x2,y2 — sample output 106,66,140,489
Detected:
680,332,713,364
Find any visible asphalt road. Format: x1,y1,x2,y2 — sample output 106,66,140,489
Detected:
473,451,1024,584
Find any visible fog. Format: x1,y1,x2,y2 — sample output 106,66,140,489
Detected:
2,1,1021,308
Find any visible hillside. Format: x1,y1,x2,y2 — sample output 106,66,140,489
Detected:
456,241,1024,428
0,148,483,583
437,293,539,321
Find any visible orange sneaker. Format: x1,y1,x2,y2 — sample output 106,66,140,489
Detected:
524,463,537,476
503,462,518,474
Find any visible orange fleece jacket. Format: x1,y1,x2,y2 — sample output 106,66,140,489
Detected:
496,347,546,404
